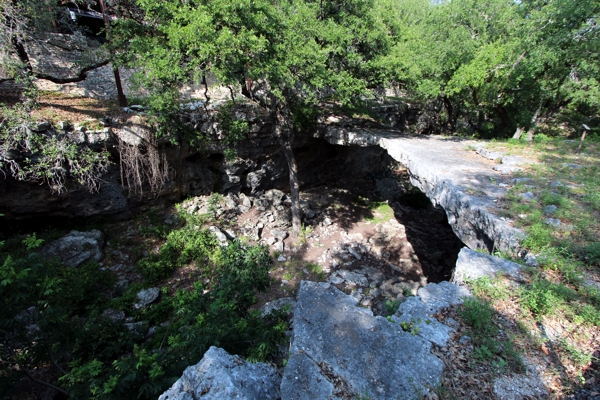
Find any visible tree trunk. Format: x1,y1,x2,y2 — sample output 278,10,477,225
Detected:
526,100,543,141
513,127,524,139
280,135,302,237
442,95,455,132
273,101,302,237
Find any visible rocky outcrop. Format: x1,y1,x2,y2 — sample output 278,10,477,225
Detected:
158,346,281,400
1,102,396,221
281,281,443,399
4,101,527,258
39,229,104,268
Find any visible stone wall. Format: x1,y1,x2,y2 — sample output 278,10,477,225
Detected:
0,103,393,221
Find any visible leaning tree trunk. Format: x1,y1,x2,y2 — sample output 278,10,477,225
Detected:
274,102,302,237
513,99,543,140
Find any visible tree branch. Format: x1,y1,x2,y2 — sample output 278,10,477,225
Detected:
34,60,112,84
23,369,70,398
512,51,527,70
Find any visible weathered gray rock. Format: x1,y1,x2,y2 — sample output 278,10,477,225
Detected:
159,346,281,400
476,148,503,161
330,270,368,287
209,226,228,245
493,156,526,175
543,205,558,215
270,229,288,241
549,180,564,188
453,248,523,284
518,192,536,201
102,309,125,321
274,241,284,253
31,121,51,132
511,178,532,184
417,281,471,313
357,266,385,285
264,189,286,203
133,287,160,310
280,353,336,400
260,297,296,317
543,218,562,228
40,230,104,268
345,134,527,253
282,281,443,399
57,120,72,130
347,247,362,260
392,297,454,347
392,281,470,346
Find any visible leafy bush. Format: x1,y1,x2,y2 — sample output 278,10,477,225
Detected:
0,104,111,194
1,224,286,399
519,279,576,317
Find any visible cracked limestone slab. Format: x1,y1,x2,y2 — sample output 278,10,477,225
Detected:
281,281,443,399
417,281,472,313
392,282,470,347
392,297,454,347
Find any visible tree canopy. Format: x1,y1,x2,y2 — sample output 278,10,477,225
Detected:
115,0,397,234
387,0,600,136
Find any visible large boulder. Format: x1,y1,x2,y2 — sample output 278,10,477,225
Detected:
452,248,523,284
281,281,443,399
40,230,104,268
159,346,281,400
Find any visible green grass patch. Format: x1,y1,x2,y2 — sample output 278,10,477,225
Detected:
365,202,395,224
459,297,524,373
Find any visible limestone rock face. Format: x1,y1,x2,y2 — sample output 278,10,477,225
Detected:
317,130,526,253
158,346,281,400
40,230,104,268
281,281,443,399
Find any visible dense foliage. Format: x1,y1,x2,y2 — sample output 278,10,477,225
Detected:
385,0,600,137
0,212,287,398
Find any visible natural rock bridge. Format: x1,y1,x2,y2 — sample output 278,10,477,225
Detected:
316,126,527,253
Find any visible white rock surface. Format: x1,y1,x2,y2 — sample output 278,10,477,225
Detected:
158,346,281,400
281,281,443,399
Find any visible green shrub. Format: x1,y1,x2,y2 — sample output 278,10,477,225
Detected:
459,297,497,336
1,225,286,399
519,279,576,317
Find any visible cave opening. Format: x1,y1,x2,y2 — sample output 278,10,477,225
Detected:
287,138,466,286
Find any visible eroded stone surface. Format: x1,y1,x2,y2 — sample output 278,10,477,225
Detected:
453,248,523,284
159,346,281,400
392,281,471,347
282,281,443,399
133,287,160,310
